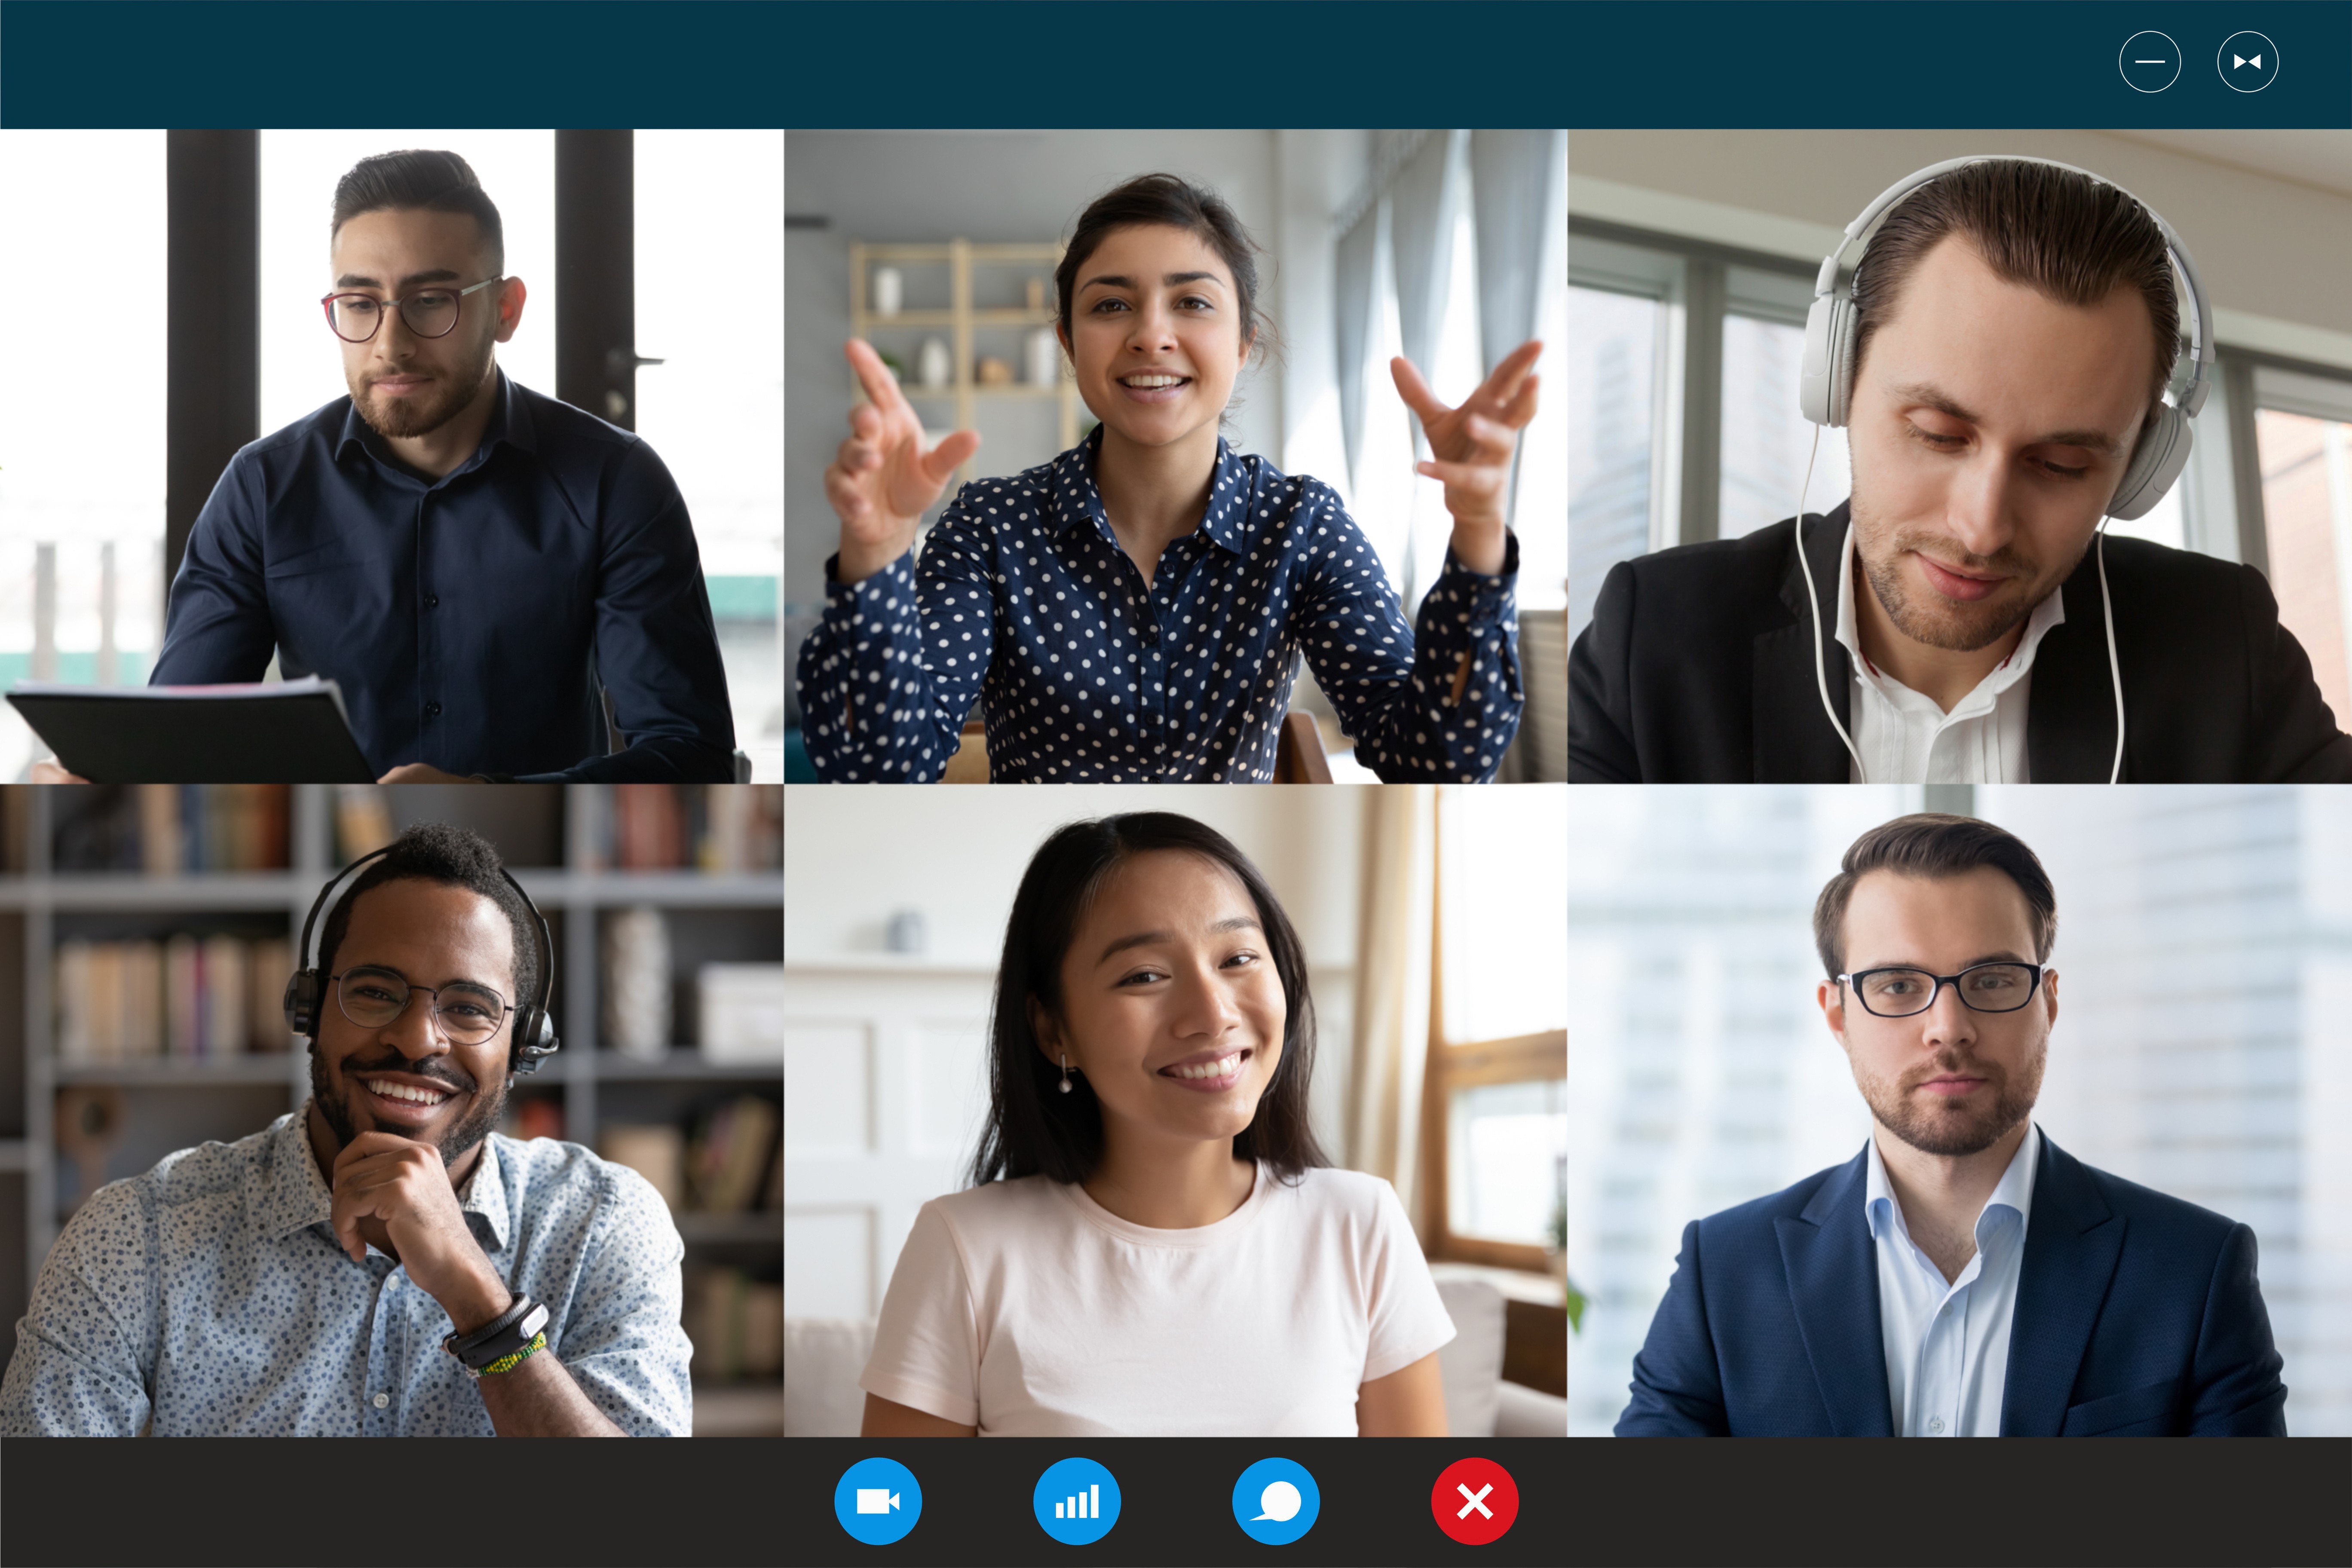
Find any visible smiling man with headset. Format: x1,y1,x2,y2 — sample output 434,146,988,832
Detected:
0,824,693,1436
1570,157,2352,783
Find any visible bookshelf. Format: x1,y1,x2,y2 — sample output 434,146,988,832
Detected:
849,239,1084,484
0,784,784,1436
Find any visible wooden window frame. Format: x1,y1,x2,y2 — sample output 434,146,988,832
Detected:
1418,799,1567,1274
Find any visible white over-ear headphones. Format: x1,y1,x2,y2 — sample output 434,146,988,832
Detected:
1789,156,2212,784
1798,155,2211,518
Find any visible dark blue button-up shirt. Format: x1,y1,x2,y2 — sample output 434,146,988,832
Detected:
795,433,1523,781
151,374,735,781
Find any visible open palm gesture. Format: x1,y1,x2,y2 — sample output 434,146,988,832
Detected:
1391,340,1542,573
828,338,983,584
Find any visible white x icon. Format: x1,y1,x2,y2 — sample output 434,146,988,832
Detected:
1456,1482,1494,1520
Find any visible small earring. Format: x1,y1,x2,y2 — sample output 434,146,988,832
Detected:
1059,1054,1074,1094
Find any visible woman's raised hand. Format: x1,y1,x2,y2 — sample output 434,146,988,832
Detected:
1390,340,1542,577
829,338,983,584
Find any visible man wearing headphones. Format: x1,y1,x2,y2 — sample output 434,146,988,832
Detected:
0,824,693,1436
1569,158,2352,783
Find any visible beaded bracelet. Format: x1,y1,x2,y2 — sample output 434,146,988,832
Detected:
466,1330,548,1380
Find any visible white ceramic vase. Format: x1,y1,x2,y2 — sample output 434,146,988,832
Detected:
1026,328,1060,388
918,337,952,390
872,266,903,318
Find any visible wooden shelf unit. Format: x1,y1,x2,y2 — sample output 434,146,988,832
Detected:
0,784,781,1420
848,239,1084,482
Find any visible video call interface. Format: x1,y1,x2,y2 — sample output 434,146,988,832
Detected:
2,3,2351,1568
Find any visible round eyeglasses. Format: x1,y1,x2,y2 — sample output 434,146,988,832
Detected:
320,276,503,344
1836,961,2048,1018
332,965,513,1046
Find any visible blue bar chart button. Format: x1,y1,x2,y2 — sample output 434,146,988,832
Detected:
1033,1456,1121,1546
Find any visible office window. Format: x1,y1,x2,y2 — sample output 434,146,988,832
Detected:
1566,282,1661,644
2254,366,2352,738
0,131,168,782
636,130,785,780
1428,787,1568,1268
1719,310,1849,539
1567,785,2352,1437
260,132,555,437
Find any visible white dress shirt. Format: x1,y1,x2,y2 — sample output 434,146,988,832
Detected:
1833,522,2066,783
1864,1121,2040,1437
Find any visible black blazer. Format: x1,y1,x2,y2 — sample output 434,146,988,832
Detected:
1568,502,2352,782
1613,1133,2289,1437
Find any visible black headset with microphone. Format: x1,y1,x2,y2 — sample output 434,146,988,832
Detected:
282,845,560,1078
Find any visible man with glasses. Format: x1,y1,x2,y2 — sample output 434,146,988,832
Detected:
0,823,692,1435
1616,813,2287,1436
34,148,734,782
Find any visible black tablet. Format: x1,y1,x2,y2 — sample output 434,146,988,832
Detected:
9,677,376,783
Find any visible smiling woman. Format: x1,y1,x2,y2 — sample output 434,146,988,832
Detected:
796,172,1540,783
854,812,1455,1437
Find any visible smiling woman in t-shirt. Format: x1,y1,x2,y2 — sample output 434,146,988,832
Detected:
796,172,1539,783
857,812,1455,1437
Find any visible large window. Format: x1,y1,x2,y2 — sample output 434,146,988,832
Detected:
1426,786,1568,1270
2254,366,2352,736
1567,784,2352,1437
0,132,168,782
637,131,785,781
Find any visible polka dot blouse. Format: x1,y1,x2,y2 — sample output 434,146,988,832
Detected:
0,1109,693,1436
795,432,1525,781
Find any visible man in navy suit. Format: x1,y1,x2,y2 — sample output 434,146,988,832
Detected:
1617,813,2287,1436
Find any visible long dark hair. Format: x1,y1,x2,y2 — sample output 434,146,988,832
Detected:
966,813,1329,1190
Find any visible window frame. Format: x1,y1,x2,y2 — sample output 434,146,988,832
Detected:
1417,803,1568,1276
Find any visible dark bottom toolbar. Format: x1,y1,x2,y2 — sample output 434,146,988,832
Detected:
788,1437,2352,1568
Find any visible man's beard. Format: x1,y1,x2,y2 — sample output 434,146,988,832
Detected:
1852,1039,2045,1158
1850,488,2085,655
349,330,496,441
310,1042,505,1170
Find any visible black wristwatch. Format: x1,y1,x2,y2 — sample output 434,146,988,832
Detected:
443,1292,550,1372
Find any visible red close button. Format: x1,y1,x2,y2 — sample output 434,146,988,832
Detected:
1430,1456,1519,1545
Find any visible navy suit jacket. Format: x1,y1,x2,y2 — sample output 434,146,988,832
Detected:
1615,1133,2288,1436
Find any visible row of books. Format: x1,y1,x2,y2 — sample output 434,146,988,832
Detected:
328,784,783,873
598,1095,782,1215
579,785,782,873
55,936,296,1061
52,786,292,873
685,1268,783,1382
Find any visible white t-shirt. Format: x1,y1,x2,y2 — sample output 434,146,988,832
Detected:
859,1163,1455,1436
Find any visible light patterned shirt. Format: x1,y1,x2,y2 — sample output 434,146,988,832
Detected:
795,431,1525,782
0,1109,691,1436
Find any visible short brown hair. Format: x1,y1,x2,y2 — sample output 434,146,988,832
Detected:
1812,813,2057,979
1852,160,2180,419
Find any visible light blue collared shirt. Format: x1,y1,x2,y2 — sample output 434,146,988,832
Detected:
1864,1121,2040,1436
0,1108,692,1435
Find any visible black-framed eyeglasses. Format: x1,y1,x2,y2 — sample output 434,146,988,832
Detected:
1837,961,2049,1018
331,965,514,1045
320,276,503,343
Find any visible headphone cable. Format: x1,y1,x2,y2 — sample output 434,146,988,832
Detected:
1795,425,1868,783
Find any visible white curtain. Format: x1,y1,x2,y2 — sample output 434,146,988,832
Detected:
1387,130,1460,395
1348,784,1436,1240
1470,129,1565,379
1333,200,1379,496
